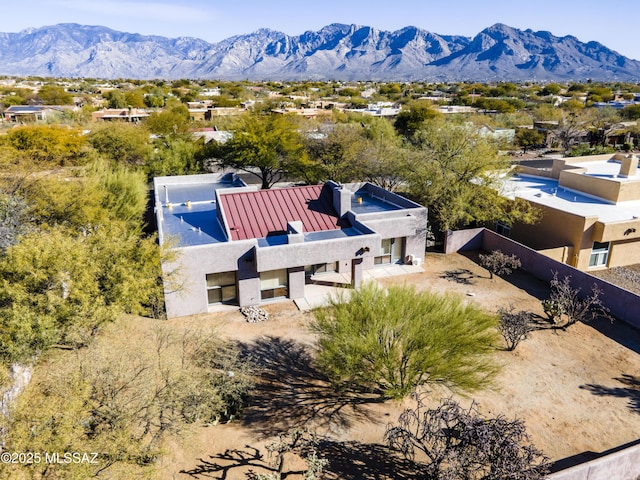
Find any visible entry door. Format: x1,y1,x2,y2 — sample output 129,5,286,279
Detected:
390,237,404,264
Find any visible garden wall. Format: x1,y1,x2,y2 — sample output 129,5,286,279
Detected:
445,228,640,328
546,442,640,480
445,228,640,479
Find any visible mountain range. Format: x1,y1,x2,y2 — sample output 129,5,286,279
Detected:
0,23,638,81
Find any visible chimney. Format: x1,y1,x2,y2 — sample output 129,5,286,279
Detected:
286,221,304,244
332,185,352,217
619,154,638,178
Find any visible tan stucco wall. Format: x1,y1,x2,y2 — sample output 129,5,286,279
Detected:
594,219,640,243
559,170,621,203
608,239,640,268
510,204,601,270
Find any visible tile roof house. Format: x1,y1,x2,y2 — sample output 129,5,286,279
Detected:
154,173,428,318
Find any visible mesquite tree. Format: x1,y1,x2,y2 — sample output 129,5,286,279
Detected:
384,396,549,480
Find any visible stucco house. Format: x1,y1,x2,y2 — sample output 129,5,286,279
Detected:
154,173,428,318
502,153,640,271
3,105,69,122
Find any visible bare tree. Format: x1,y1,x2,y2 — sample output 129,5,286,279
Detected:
547,272,611,329
384,396,549,480
479,250,521,279
498,306,532,351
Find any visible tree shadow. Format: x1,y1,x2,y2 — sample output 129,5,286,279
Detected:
316,439,428,479
179,440,427,480
237,336,383,438
439,268,477,285
583,315,640,355
179,444,305,479
580,373,640,413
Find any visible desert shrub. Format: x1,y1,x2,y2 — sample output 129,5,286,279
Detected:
479,250,521,279
498,306,532,350
545,272,611,328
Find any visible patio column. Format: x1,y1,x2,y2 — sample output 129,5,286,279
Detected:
288,266,305,300
351,257,364,289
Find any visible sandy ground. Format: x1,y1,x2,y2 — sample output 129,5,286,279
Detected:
158,252,640,479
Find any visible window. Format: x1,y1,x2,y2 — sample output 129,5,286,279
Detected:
374,238,392,265
589,241,610,268
260,269,288,300
496,222,511,237
375,238,404,264
206,271,237,305
305,262,338,280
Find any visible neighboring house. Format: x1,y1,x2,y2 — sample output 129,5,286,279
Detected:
477,125,515,144
501,153,640,271
191,128,233,144
3,105,68,122
154,173,428,318
91,108,150,122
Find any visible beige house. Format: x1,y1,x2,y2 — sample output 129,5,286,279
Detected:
503,153,640,271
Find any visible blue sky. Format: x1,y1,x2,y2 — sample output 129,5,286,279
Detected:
5,0,639,61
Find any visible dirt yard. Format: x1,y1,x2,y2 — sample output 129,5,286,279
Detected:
157,252,640,479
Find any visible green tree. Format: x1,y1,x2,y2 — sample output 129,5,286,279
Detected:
91,160,149,225
312,283,499,399
124,89,146,108
103,90,127,108
0,221,163,362
515,128,544,153
86,122,152,165
620,104,640,120
215,113,309,189
539,83,562,96
1,125,86,166
394,101,442,140
409,120,539,232
304,124,369,184
147,137,203,177
145,104,191,136
36,84,74,105
359,117,411,191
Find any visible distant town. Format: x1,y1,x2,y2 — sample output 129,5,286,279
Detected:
1,76,640,479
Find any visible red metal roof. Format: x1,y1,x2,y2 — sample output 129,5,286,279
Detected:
220,185,340,241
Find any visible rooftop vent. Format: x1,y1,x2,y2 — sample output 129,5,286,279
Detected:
619,154,638,178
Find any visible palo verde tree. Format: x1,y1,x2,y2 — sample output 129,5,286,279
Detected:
312,283,499,399
86,122,152,166
213,112,309,189
2,326,254,478
0,124,87,166
385,396,550,480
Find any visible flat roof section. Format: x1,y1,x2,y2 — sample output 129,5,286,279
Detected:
161,202,227,247
505,174,640,223
571,159,640,181
350,191,402,214
155,175,246,247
